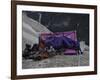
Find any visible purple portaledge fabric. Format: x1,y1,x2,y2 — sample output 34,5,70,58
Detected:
64,49,78,55
40,31,78,55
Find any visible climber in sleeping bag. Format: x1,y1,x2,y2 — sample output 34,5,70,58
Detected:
44,35,83,54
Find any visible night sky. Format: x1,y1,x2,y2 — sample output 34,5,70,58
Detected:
23,11,89,45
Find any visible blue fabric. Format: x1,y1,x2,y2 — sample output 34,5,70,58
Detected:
44,36,80,50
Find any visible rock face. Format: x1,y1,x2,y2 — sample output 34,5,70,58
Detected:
80,41,89,52
22,13,51,50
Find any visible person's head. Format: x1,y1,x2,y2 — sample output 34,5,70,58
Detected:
33,44,38,47
26,44,31,48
